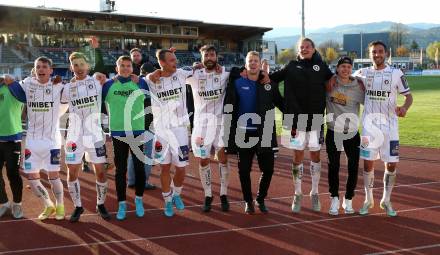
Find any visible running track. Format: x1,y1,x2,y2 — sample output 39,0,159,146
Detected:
1,145,439,255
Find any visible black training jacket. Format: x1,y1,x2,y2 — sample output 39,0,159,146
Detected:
270,52,333,131
223,67,284,154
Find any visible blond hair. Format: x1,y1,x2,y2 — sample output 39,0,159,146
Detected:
69,52,89,63
246,51,260,61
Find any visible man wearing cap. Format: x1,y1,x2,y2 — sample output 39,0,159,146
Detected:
325,56,364,216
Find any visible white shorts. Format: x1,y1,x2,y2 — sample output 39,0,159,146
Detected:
153,127,189,167
23,139,61,173
281,129,322,151
64,138,107,165
360,128,400,163
191,125,225,159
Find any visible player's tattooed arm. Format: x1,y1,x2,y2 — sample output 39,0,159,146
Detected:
3,75,26,102
356,77,365,91
215,64,223,74
326,75,337,92
396,93,413,117
130,74,140,84
259,60,270,84
192,62,203,71
2,74,15,85
93,72,108,85
147,69,162,83
240,68,248,79
51,75,62,85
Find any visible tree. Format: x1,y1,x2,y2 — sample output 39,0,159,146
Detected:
426,41,440,61
348,51,357,60
318,40,341,57
325,47,339,63
277,47,296,65
396,46,409,57
410,40,419,50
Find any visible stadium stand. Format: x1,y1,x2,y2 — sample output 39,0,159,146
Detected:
0,4,274,78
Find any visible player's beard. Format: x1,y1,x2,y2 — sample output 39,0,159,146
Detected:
204,60,217,70
374,57,385,68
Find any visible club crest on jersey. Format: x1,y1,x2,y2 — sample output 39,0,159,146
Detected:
172,76,178,81
384,80,390,85
45,88,51,95
264,84,271,91
66,141,77,152
214,77,219,83
24,149,31,160
313,65,320,71
88,84,94,90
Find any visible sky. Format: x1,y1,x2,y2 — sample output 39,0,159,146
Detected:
0,0,438,29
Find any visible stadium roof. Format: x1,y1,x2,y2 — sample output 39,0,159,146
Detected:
0,4,272,40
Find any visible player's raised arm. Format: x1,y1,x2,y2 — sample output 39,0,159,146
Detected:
268,62,288,83
146,69,162,83
4,75,27,103
93,72,108,85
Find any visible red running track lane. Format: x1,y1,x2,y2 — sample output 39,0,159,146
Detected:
0,146,439,255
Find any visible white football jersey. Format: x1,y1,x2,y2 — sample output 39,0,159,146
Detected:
186,67,229,127
354,65,411,131
145,69,192,129
21,77,65,146
61,75,104,145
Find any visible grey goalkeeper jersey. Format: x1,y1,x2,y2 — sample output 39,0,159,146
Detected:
326,77,365,132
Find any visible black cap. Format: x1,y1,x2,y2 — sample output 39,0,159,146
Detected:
140,62,156,74
337,56,353,67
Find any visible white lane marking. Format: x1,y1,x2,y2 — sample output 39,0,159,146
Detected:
364,243,440,255
1,181,439,224
1,205,440,254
